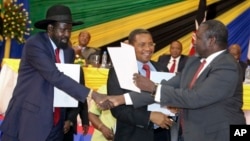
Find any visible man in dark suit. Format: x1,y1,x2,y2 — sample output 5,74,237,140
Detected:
63,68,89,141
73,31,101,65
228,44,248,81
105,20,246,141
0,5,107,141
157,41,188,73
107,29,174,141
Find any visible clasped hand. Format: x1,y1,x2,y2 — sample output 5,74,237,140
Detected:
91,91,114,110
133,73,155,92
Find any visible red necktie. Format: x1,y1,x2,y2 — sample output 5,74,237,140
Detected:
54,48,61,125
189,60,206,89
142,64,150,78
180,59,206,134
169,59,176,73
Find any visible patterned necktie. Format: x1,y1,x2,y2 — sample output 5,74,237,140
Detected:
54,48,61,125
142,64,150,78
169,59,176,73
189,60,206,89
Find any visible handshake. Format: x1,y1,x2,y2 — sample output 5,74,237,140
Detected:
91,91,124,110
90,73,158,110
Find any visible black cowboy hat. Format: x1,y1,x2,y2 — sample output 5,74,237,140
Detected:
34,4,83,30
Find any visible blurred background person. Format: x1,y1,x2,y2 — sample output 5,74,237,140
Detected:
228,44,248,81
88,85,116,141
157,40,188,73
73,31,101,65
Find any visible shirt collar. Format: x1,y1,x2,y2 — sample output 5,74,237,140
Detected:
204,50,226,64
171,56,181,61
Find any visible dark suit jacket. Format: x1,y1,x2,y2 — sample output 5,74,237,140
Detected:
131,51,246,141
107,61,168,141
0,32,91,141
157,54,188,72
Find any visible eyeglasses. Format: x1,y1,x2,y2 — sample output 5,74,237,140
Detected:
137,42,156,48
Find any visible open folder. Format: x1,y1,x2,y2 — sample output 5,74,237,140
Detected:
148,71,176,116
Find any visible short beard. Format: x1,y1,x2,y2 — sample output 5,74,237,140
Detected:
51,37,69,49
56,41,68,49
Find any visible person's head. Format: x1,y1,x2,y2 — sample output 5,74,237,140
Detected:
34,4,83,49
128,29,155,63
195,20,228,58
170,40,183,58
228,44,241,60
78,31,91,47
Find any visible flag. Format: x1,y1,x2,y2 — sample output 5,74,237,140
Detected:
188,0,207,56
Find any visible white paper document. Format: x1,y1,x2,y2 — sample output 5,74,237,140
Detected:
108,45,140,92
54,63,80,107
147,103,176,116
150,71,175,83
147,71,176,116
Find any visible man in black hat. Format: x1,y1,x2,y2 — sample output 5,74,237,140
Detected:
0,4,108,141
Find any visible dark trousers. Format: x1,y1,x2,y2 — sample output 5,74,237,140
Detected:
154,128,170,141
46,109,66,141
63,126,74,141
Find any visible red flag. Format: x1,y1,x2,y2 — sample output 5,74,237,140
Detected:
188,0,207,56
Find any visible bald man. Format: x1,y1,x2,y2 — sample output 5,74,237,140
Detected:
73,31,101,64
228,44,247,81
157,41,188,73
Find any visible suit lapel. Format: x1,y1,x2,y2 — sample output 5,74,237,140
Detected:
42,33,57,62
193,51,228,85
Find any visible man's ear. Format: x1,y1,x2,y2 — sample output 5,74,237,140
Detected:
209,36,216,46
47,24,53,34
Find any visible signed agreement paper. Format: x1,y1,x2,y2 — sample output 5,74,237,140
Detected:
54,63,80,107
108,43,140,92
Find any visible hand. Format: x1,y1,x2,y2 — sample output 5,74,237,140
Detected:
133,73,155,92
166,106,179,114
150,112,173,129
63,120,71,134
92,91,114,110
73,47,81,56
107,95,125,107
82,125,89,135
99,125,114,140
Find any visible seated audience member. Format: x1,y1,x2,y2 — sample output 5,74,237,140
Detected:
157,41,188,73
88,85,116,141
228,44,248,81
73,31,101,64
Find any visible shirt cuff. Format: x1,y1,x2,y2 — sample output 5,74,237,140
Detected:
124,93,133,105
154,85,161,102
